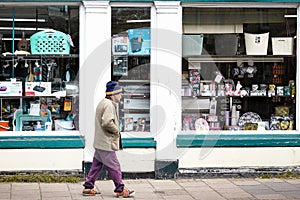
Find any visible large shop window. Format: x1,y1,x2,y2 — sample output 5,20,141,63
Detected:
182,8,297,132
111,7,151,135
0,5,79,133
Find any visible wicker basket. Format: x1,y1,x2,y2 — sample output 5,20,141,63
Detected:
30,29,70,54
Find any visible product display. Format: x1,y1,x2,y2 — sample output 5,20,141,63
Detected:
0,5,80,133
181,20,296,131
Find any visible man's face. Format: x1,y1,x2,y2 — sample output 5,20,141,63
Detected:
111,93,122,103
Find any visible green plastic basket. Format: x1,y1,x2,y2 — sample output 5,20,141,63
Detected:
30,30,70,54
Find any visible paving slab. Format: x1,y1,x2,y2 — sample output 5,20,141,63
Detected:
231,179,261,186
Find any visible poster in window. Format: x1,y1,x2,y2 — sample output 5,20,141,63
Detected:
113,56,128,76
128,29,150,55
182,117,193,130
112,35,128,55
136,117,146,132
124,117,134,131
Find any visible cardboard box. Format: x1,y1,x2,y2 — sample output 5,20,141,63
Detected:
25,82,51,96
0,81,22,96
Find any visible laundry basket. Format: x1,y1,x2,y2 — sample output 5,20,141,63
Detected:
182,34,204,56
55,120,74,131
30,29,70,54
214,34,239,56
244,32,269,55
0,121,9,131
272,37,294,55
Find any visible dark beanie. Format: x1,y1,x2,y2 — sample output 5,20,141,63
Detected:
105,81,122,96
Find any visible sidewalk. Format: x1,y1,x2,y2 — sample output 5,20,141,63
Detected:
1,178,300,200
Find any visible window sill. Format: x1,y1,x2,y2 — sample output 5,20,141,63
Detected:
0,131,84,148
177,131,300,147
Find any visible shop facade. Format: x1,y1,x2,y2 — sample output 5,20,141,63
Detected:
0,0,300,177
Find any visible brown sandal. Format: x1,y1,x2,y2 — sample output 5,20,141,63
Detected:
82,188,101,196
115,188,135,198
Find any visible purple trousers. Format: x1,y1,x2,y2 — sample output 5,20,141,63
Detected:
83,149,124,192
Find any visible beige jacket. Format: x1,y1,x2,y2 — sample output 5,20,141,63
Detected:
93,98,121,151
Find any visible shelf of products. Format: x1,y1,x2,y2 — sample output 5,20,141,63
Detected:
182,56,296,131
181,7,297,132
0,55,79,132
114,56,150,133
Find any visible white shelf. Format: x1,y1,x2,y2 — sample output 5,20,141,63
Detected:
118,80,150,83
187,56,285,63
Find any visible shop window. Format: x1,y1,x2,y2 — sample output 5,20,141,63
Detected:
182,8,296,132
111,7,151,134
0,5,79,132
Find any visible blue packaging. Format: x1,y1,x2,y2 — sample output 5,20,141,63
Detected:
128,29,150,55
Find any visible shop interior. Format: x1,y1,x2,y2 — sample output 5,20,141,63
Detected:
111,7,151,133
0,5,79,132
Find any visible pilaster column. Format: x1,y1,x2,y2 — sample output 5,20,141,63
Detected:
80,1,111,161
82,1,111,57
152,1,182,166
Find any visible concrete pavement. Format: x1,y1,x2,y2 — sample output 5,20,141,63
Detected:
1,178,300,200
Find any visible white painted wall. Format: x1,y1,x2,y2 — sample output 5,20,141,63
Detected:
0,149,83,171
117,148,156,172
178,147,300,168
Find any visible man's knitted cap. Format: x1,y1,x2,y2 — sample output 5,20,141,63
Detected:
105,81,122,96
